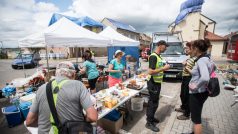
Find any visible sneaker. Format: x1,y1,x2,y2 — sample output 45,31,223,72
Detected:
177,115,189,120
175,108,185,113
145,123,160,132
153,118,160,124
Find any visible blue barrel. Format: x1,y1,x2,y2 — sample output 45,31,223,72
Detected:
2,105,22,127
19,102,32,119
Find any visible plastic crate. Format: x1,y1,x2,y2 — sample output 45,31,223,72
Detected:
19,102,32,119
2,105,22,127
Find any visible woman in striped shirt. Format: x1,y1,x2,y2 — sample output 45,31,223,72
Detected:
175,42,196,120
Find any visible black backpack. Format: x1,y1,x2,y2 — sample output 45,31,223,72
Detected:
195,55,220,97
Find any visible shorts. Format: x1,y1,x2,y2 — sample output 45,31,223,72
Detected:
108,76,122,88
88,77,99,90
189,91,208,124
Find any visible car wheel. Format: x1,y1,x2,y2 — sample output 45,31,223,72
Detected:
31,63,36,68
12,65,18,69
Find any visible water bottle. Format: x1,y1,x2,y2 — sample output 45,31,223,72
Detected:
133,75,136,80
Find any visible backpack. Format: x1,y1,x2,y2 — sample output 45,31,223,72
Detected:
195,55,220,97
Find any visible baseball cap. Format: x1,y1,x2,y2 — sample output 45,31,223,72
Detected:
57,61,75,71
114,50,125,57
157,40,169,47
55,61,76,77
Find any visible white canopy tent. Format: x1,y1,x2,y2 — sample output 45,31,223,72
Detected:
19,17,110,48
19,32,46,48
18,17,111,74
98,26,140,46
44,18,110,47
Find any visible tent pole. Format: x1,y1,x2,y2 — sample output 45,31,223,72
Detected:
45,46,50,74
76,46,78,64
19,47,26,78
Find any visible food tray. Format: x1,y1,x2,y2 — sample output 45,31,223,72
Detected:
126,84,143,90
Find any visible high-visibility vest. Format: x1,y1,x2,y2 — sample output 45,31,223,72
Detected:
148,53,164,83
50,79,68,134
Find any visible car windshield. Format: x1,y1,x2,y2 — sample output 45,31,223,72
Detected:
16,54,32,59
152,42,184,55
162,42,184,55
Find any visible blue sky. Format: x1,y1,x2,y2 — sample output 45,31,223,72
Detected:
35,0,72,11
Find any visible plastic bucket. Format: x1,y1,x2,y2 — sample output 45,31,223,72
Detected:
19,102,32,119
2,106,22,127
131,97,144,111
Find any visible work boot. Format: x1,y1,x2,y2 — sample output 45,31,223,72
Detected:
181,132,194,134
153,118,160,124
177,115,189,120
145,122,160,132
175,108,185,113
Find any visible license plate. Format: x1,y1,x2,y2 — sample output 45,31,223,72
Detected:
166,75,176,78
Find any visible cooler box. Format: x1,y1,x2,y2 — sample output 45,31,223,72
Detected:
2,105,22,127
19,102,32,119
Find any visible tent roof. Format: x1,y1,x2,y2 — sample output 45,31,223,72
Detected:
45,17,110,47
19,17,110,48
99,26,139,46
19,32,46,48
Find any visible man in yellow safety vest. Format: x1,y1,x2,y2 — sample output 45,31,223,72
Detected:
146,40,170,132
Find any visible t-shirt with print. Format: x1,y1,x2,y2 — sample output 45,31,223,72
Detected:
83,60,99,80
30,76,93,134
109,59,125,79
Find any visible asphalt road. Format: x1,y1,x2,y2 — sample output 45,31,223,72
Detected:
0,58,181,134
0,58,108,89
0,60,36,89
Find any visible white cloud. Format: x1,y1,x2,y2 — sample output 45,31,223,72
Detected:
34,2,59,12
70,0,184,24
202,0,238,35
0,0,59,44
0,0,237,46
69,0,238,35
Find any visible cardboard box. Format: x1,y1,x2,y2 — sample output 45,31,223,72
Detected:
97,115,123,134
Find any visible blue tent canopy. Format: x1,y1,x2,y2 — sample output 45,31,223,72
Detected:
107,46,140,68
180,0,204,11
48,13,104,28
175,0,204,25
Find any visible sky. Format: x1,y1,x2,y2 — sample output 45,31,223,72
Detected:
0,0,237,48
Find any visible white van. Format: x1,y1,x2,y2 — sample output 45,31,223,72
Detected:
151,32,187,79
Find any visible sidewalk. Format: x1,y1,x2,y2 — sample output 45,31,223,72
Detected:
163,75,238,134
